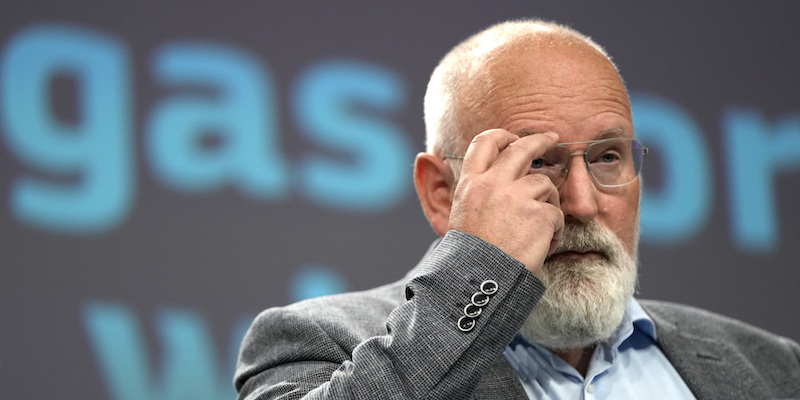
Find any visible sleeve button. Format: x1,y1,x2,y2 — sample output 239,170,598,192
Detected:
480,280,498,295
471,292,490,307
457,316,476,332
464,303,482,318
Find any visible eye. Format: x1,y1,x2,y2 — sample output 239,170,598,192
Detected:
589,148,623,165
599,152,619,163
531,158,546,169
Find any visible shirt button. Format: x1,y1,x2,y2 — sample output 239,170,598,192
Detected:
586,384,595,393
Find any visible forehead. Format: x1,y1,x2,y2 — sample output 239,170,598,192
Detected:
458,39,632,142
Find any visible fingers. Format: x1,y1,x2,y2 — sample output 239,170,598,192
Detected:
461,129,560,179
549,220,564,257
548,206,565,257
449,128,566,272
515,173,564,258
515,172,560,206
460,129,519,174
493,131,560,177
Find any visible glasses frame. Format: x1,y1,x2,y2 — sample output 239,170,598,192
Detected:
443,137,649,188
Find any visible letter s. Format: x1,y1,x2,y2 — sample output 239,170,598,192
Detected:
293,60,412,212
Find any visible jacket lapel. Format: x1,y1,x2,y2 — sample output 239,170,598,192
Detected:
646,305,770,400
471,301,778,399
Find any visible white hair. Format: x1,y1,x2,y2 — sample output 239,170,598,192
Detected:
423,19,621,158
519,218,639,350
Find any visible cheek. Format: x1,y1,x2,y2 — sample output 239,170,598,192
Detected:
598,185,640,255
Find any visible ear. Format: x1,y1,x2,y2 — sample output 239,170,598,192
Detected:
413,152,456,236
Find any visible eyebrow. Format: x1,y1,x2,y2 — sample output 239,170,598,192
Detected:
516,127,628,139
596,128,628,139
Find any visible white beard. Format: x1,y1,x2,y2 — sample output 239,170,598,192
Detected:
518,220,638,351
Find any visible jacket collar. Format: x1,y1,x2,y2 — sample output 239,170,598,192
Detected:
641,300,771,400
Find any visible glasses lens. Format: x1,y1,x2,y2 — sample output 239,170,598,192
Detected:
530,147,570,186
527,138,646,188
586,138,644,187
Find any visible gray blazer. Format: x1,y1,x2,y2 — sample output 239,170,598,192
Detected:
235,232,800,399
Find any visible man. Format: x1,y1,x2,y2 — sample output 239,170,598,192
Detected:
235,19,800,399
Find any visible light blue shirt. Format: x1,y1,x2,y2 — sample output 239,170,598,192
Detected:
504,298,696,399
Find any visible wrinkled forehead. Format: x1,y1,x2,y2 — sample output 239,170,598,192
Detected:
479,36,625,102
454,39,631,143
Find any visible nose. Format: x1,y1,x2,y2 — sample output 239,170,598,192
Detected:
558,154,598,224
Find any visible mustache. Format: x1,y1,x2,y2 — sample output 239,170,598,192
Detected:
547,221,616,260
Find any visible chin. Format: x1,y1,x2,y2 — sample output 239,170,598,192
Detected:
519,220,638,350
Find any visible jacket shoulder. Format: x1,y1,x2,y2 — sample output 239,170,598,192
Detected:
639,299,788,342
640,299,800,396
234,281,405,392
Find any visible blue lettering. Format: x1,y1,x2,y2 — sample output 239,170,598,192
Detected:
293,60,412,212
631,93,712,244
83,301,250,400
290,264,348,302
724,109,800,252
1,24,133,233
147,44,288,199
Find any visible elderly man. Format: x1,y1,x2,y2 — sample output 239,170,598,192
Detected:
235,19,800,399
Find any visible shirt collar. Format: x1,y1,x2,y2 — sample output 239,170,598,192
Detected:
510,297,658,352
606,297,657,350
628,297,657,341
506,298,661,383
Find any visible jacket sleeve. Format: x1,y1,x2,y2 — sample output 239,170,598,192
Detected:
234,230,546,400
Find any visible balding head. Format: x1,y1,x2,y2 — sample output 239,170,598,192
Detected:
423,19,626,157
414,20,641,353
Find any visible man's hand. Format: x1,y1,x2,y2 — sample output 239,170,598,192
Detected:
448,129,564,274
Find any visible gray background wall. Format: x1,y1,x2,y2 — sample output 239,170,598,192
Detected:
1,2,799,399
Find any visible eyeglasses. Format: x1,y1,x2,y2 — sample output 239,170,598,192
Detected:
443,137,648,188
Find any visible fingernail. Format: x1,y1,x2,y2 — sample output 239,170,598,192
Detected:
543,132,559,140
